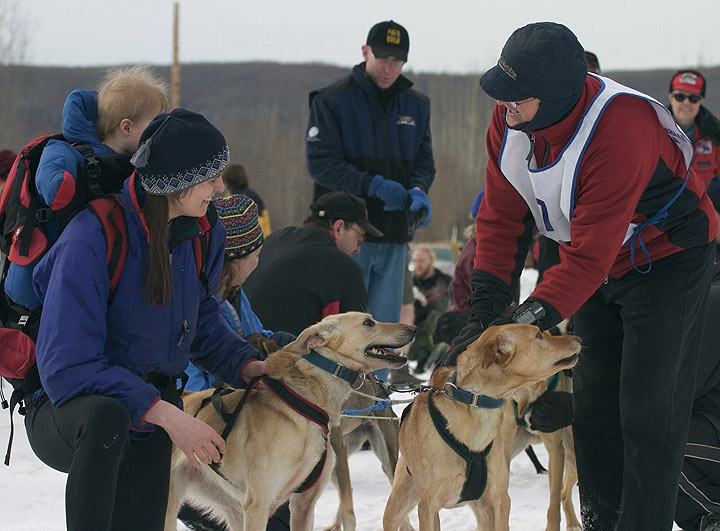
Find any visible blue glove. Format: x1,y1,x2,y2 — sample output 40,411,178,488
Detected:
368,175,408,211
407,188,432,233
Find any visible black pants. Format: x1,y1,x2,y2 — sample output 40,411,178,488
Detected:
573,243,714,531
25,394,173,531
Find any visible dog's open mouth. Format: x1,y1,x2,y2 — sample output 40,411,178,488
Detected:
365,346,406,364
554,353,579,367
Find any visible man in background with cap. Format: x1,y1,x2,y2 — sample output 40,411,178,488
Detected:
668,70,720,190
243,191,380,336
305,20,436,363
442,22,717,531
668,70,720,266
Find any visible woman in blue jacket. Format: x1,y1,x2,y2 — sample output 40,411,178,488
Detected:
25,109,268,531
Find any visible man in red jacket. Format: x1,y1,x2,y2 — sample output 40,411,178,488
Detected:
443,22,718,531
668,70,720,189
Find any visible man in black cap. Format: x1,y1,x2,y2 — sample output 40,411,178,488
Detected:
304,21,436,374
243,191,380,336
442,21,718,531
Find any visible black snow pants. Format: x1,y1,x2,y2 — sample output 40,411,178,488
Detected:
572,242,714,531
25,392,174,531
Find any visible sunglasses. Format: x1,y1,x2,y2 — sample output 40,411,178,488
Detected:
672,93,702,104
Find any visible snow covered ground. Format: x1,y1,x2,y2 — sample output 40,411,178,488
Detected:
0,388,682,530
0,269,681,529
0,394,580,531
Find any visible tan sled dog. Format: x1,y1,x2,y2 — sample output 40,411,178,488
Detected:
164,312,415,531
382,324,581,531
511,371,581,531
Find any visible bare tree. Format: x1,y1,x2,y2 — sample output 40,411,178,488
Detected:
0,0,28,148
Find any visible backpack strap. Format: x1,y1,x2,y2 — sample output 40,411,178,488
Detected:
85,197,128,303
73,144,102,199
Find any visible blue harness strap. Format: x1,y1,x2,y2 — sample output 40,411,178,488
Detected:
625,166,691,274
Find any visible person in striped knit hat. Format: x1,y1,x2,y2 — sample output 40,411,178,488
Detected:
184,193,295,391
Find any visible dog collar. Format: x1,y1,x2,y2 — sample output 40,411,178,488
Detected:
302,351,366,389
441,371,505,409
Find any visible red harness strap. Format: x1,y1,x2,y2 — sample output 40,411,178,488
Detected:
203,376,330,493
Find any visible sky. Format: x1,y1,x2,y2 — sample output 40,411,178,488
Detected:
16,0,720,75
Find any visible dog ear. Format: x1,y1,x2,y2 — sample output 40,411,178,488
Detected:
283,323,328,354
480,332,516,369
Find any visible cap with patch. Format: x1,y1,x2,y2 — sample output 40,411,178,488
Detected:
366,20,409,62
670,70,706,97
479,22,587,103
131,108,229,195
310,191,383,238
213,194,264,259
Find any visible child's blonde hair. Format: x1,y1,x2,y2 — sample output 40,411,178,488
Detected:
95,65,169,140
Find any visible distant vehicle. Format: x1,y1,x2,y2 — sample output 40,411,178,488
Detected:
408,242,459,277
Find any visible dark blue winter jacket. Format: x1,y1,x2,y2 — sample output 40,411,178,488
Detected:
32,174,262,437
305,63,435,243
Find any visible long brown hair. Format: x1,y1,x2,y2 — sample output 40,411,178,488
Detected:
142,193,173,306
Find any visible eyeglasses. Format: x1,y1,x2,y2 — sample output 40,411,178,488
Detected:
349,225,366,243
503,97,537,111
672,93,702,104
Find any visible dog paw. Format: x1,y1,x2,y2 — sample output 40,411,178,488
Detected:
322,524,342,531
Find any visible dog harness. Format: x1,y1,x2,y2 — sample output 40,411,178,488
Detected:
512,372,561,429
408,372,505,503
194,375,330,493
193,350,369,493
427,392,493,502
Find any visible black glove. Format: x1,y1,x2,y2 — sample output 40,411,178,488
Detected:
436,319,484,367
529,391,573,432
436,270,513,367
432,310,468,346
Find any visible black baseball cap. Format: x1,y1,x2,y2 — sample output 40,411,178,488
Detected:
366,20,409,62
310,191,383,238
